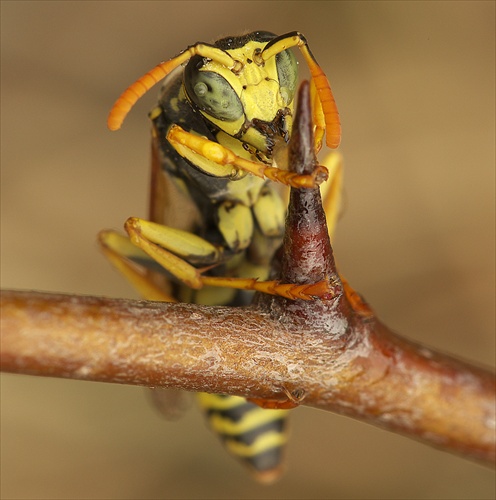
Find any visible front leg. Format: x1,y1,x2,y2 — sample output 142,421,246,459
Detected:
167,125,329,189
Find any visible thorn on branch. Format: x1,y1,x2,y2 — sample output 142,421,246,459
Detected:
254,81,348,327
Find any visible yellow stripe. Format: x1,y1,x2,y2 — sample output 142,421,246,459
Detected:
196,393,247,411
225,431,287,457
208,408,288,435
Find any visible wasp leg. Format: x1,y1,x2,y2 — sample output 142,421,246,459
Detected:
98,230,177,302
167,125,329,189
318,154,374,317
124,218,218,290
200,275,339,301
124,218,339,301
319,151,343,242
340,276,374,318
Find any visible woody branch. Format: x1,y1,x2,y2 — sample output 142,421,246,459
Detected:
2,290,494,465
1,82,494,467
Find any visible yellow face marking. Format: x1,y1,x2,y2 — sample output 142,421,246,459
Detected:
196,40,294,151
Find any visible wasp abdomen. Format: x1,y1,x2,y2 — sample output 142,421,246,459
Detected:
197,393,289,481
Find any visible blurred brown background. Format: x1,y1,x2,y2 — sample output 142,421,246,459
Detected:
1,1,494,498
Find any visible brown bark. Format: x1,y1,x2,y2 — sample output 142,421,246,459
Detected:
1,289,494,465
1,81,494,468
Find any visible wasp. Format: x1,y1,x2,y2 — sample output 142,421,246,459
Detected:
99,30,343,482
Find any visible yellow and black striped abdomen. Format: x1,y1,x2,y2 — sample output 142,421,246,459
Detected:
197,393,289,482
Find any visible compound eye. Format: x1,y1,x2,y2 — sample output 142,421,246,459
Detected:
275,49,298,106
185,68,243,121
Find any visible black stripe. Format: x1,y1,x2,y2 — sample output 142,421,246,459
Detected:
204,400,260,422
220,418,286,446
214,31,276,51
244,446,284,472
